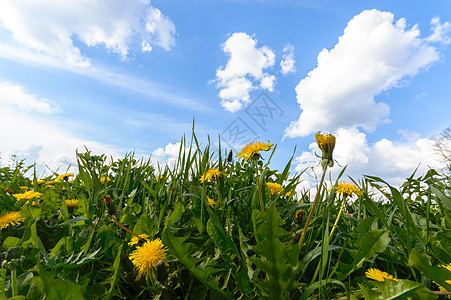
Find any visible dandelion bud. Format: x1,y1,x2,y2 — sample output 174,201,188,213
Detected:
102,195,116,216
227,150,233,163
315,132,336,170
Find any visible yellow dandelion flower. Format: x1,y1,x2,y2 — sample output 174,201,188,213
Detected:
0,211,24,229
129,234,150,247
284,189,297,198
65,199,80,209
57,173,74,182
266,182,284,197
156,175,164,181
19,186,29,191
36,180,45,184
129,238,168,281
207,197,217,208
295,209,305,220
100,176,111,184
199,168,226,183
365,268,398,282
236,141,273,160
13,190,43,201
330,182,363,197
440,263,451,272
315,132,336,169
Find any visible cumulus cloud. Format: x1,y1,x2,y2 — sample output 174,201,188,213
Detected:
280,44,296,74
293,128,444,192
151,142,182,169
285,9,449,138
0,0,176,66
0,82,61,114
215,32,276,112
0,81,121,175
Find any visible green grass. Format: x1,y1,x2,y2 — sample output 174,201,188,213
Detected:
0,133,450,299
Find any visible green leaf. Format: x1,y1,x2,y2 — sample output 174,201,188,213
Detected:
133,213,158,237
57,217,87,227
300,279,349,300
2,236,21,249
346,230,390,276
102,243,123,300
407,249,451,291
373,279,437,300
161,229,231,298
250,204,298,300
206,219,240,260
431,186,451,211
164,201,185,229
42,279,85,300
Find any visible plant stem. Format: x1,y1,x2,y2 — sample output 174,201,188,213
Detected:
214,182,222,207
11,269,18,297
329,195,347,239
298,166,327,251
311,195,347,283
112,215,141,239
255,161,265,213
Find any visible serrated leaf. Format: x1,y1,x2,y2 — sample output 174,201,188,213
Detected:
374,279,437,300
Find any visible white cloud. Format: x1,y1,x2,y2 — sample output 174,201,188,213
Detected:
285,9,447,138
280,44,296,74
215,32,276,112
0,81,122,175
0,0,176,66
0,82,61,114
293,128,444,190
151,142,183,169
427,17,451,44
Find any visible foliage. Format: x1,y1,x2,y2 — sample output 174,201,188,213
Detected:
0,132,450,299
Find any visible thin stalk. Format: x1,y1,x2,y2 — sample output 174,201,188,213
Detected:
311,195,347,283
298,166,327,251
329,195,347,238
255,161,265,213
214,182,222,207
112,215,142,240
11,269,18,297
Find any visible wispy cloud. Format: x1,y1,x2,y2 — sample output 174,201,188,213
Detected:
0,42,211,113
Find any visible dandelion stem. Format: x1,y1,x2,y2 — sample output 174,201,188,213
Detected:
214,182,222,207
112,215,141,239
11,269,18,297
298,166,327,251
255,161,265,213
311,194,347,283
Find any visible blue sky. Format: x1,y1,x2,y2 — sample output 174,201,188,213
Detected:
0,0,450,186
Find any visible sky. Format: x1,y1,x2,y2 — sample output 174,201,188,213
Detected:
0,0,450,188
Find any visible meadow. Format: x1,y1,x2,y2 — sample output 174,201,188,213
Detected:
0,132,450,299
